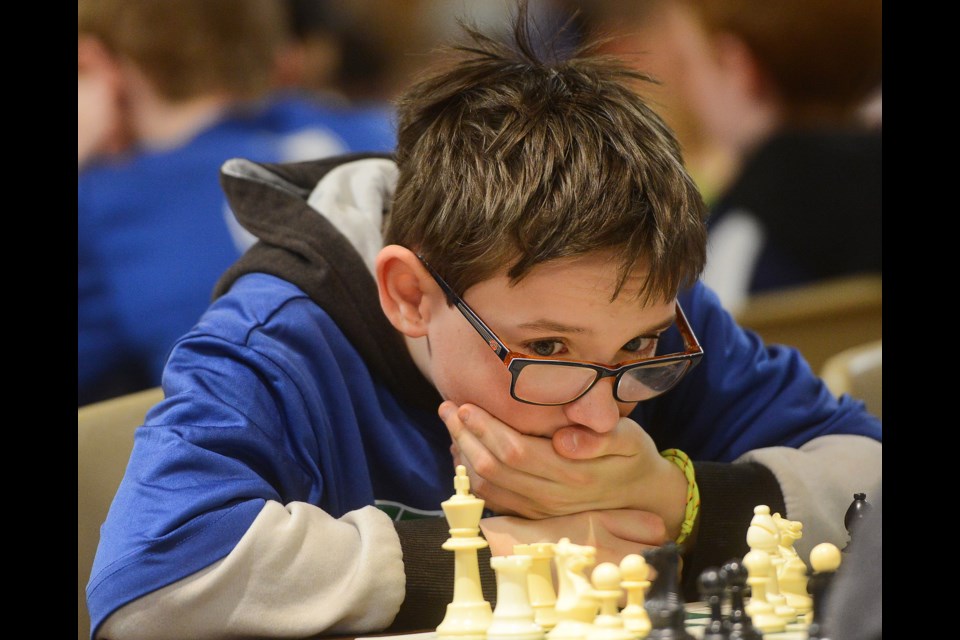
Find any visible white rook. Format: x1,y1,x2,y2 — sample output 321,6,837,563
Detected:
488,555,545,640
514,542,558,631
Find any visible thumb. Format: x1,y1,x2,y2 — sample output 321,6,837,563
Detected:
552,425,608,459
553,419,645,459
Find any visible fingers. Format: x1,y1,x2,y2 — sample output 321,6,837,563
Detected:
480,509,668,569
449,442,462,468
559,509,669,568
439,402,583,517
594,542,661,570
441,402,554,485
438,404,663,517
457,405,596,488
597,509,669,546
471,479,549,518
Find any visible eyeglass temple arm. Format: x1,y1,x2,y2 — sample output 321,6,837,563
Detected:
454,301,511,361
675,302,703,354
418,254,511,361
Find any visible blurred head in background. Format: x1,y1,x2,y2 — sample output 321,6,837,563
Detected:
78,0,290,167
575,0,881,199
664,0,882,156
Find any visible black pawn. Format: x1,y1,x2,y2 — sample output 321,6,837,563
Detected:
643,542,695,640
697,567,730,640
843,492,872,553
719,559,762,640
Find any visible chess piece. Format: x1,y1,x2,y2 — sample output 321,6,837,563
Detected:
643,542,694,640
823,489,882,640
619,554,652,639
720,560,761,640
843,492,873,553
745,505,796,625
515,543,559,631
548,538,598,640
777,553,812,617
773,513,802,563
806,542,842,640
488,555,545,640
696,567,730,640
743,550,785,633
774,514,812,615
436,466,493,640
587,563,634,640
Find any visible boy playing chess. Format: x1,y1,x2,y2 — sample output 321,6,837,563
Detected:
87,5,881,638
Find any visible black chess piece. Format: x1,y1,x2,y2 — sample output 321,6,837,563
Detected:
719,559,761,640
843,492,872,553
697,567,730,640
643,542,695,640
806,560,838,640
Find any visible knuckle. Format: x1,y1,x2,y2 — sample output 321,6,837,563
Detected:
499,440,524,466
472,453,497,479
470,474,489,496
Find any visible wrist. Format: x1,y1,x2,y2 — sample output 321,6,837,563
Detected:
659,448,700,545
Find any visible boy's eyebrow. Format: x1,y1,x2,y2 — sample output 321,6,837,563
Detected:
516,313,676,336
643,315,676,335
516,320,588,334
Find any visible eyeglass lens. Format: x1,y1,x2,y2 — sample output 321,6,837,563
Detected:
617,361,690,401
512,360,691,405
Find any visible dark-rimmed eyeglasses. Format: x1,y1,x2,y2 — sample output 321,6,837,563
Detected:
419,254,704,406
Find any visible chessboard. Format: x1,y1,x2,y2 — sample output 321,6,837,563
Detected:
405,465,863,640
368,602,811,640
683,601,809,639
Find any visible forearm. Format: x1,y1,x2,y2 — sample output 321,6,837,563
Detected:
680,461,785,601
733,434,882,558
390,518,497,630
97,502,405,639
680,434,881,601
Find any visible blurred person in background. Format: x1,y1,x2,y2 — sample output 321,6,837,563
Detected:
577,0,881,314
274,0,394,104
78,0,396,407
658,0,882,314
574,1,736,208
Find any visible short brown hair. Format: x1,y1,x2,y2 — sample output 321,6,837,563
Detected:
385,8,707,305
682,0,882,123
78,0,289,101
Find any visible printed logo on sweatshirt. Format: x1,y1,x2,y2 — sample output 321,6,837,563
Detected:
375,500,444,521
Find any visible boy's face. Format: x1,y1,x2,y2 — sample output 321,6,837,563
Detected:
425,252,676,438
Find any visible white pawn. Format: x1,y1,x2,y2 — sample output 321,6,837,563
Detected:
515,543,559,631
619,554,651,639
807,542,842,627
743,549,786,634
587,563,634,640
488,555,545,640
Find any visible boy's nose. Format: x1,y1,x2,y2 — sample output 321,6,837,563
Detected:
561,377,621,434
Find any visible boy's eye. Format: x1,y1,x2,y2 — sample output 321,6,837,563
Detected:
525,340,566,357
622,336,658,357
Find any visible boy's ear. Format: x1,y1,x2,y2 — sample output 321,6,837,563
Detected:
376,245,438,338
